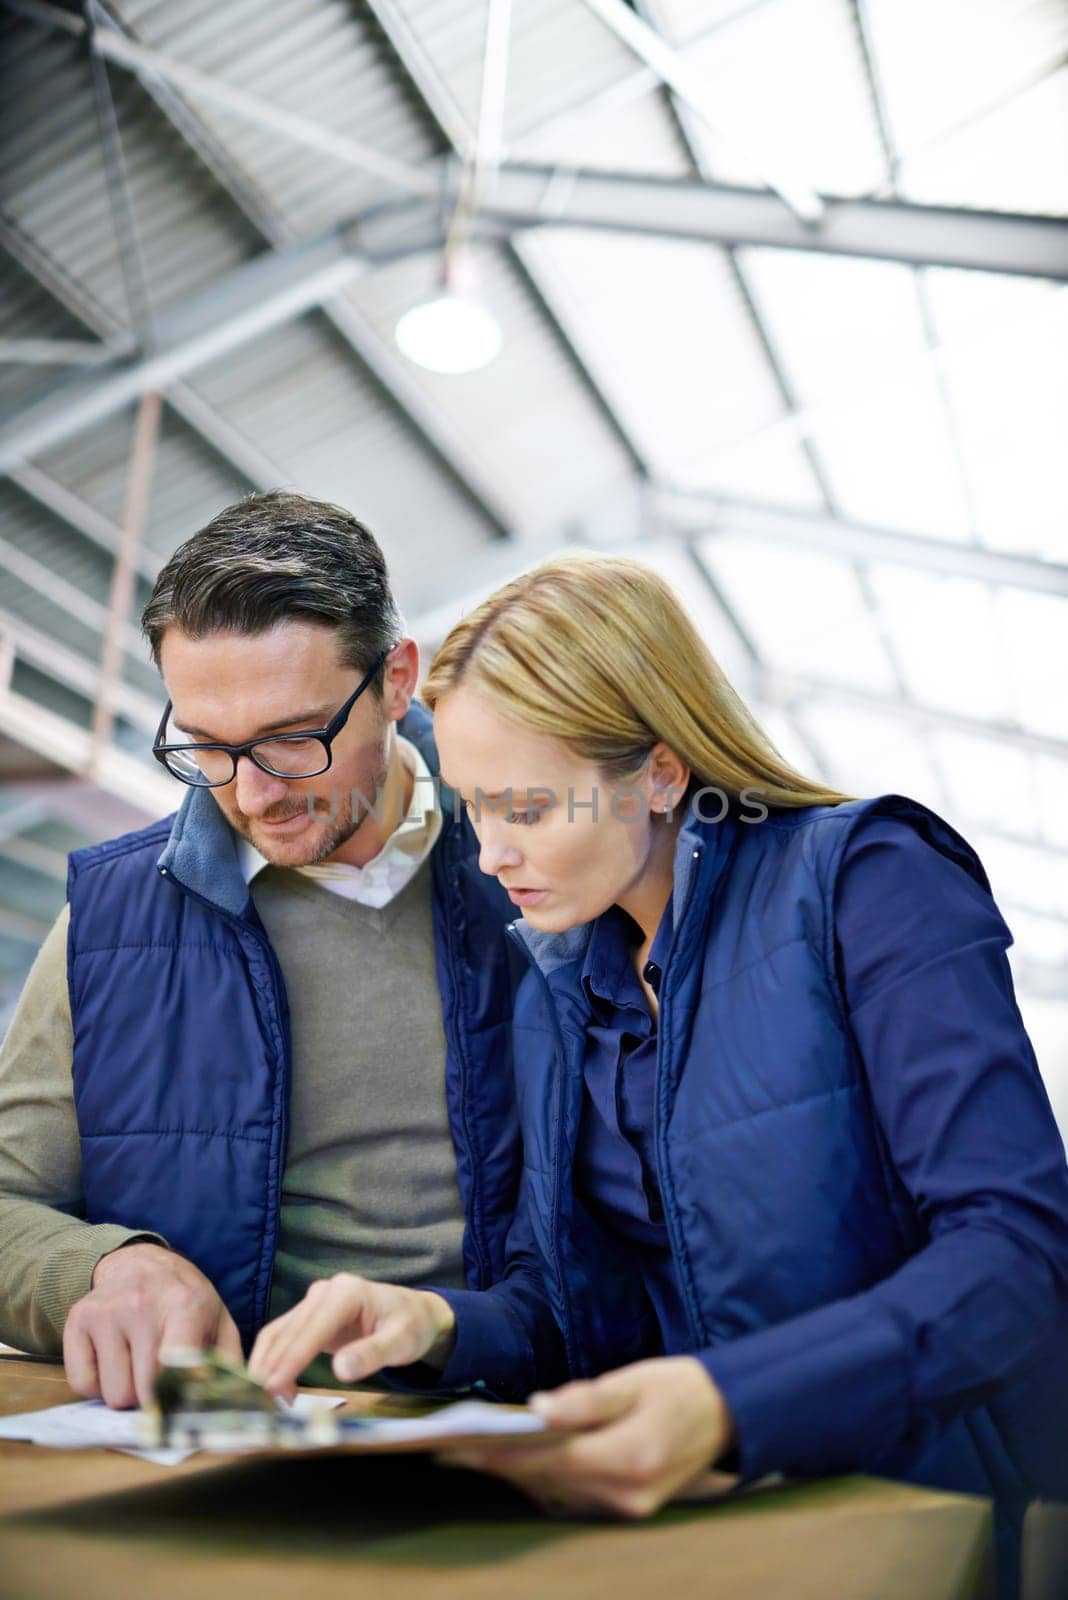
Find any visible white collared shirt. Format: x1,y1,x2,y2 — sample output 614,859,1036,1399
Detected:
236,737,442,909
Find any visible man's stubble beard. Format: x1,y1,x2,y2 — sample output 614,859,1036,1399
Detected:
238,749,391,867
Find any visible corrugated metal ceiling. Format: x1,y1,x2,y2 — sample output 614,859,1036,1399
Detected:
0,0,1066,1013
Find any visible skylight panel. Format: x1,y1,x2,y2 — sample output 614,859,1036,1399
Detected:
973,832,1068,920
698,532,900,692
666,0,886,196
862,0,1067,160
791,700,944,808
866,567,1015,722
809,372,972,541
1036,756,1068,850
513,80,689,174
672,429,824,509
897,67,1068,216
996,590,1068,742
647,0,761,45
929,729,1037,840
926,275,1068,562
737,249,929,407
519,229,787,483
1007,910,1068,970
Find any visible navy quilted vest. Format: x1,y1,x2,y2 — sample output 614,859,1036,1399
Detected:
509,793,1065,1504
66,706,519,1350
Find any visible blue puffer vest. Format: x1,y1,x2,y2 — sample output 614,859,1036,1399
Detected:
65,704,520,1349
507,792,1066,1507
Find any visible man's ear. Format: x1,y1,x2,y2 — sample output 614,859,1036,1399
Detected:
648,742,690,814
382,637,420,724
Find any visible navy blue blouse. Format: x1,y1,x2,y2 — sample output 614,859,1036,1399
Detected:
572,813,1049,1357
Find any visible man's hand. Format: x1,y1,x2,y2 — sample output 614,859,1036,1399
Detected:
248,1273,456,1399
439,1357,736,1519
63,1242,241,1410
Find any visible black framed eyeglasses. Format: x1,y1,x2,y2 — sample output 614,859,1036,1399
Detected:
152,648,391,789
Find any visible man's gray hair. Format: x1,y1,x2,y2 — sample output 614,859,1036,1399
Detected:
141,490,403,682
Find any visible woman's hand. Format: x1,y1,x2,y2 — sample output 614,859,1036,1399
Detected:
439,1356,736,1519
247,1273,456,1398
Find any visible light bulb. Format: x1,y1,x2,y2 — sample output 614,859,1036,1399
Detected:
394,293,503,374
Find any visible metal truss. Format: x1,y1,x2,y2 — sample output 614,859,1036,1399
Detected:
467,165,1068,279
366,0,654,480
0,607,159,729
9,463,160,581
0,234,365,471
0,678,174,814
2,0,514,536
763,671,1068,764
655,489,1068,599
0,211,289,488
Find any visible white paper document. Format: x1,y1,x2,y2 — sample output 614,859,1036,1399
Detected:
0,1393,346,1467
0,1396,544,1466
328,1401,548,1447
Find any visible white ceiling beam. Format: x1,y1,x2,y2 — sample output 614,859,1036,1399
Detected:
0,776,163,837
6,0,437,199
0,533,146,658
0,234,365,472
0,213,290,496
355,164,1068,280
0,607,160,731
764,672,1068,763
0,798,47,843
0,685,174,818
655,489,1068,599
0,339,113,366
15,0,1065,278
0,834,68,882
163,387,287,493
61,0,514,534
0,774,164,838
9,463,162,582
360,0,653,477
463,165,1068,279
0,905,53,947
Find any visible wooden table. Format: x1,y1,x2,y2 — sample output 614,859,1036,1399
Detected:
0,1356,991,1600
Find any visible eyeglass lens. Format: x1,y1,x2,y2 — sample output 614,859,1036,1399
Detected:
161,736,331,786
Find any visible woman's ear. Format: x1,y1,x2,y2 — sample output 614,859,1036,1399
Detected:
648,742,690,814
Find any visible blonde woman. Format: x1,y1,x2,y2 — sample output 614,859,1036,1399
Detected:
251,555,1067,1579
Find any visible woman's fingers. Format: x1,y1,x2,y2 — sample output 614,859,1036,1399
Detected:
528,1370,637,1430
249,1277,370,1392
249,1278,455,1396
247,1303,306,1383
262,1302,363,1393
435,1359,733,1521
332,1315,416,1382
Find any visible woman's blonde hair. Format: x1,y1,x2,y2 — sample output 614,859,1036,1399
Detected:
423,552,851,810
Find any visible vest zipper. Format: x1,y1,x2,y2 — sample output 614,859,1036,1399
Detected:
505,926,582,1376
433,836,490,1288
157,866,291,1338
653,845,710,1351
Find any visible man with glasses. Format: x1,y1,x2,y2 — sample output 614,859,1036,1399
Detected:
0,491,522,1406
